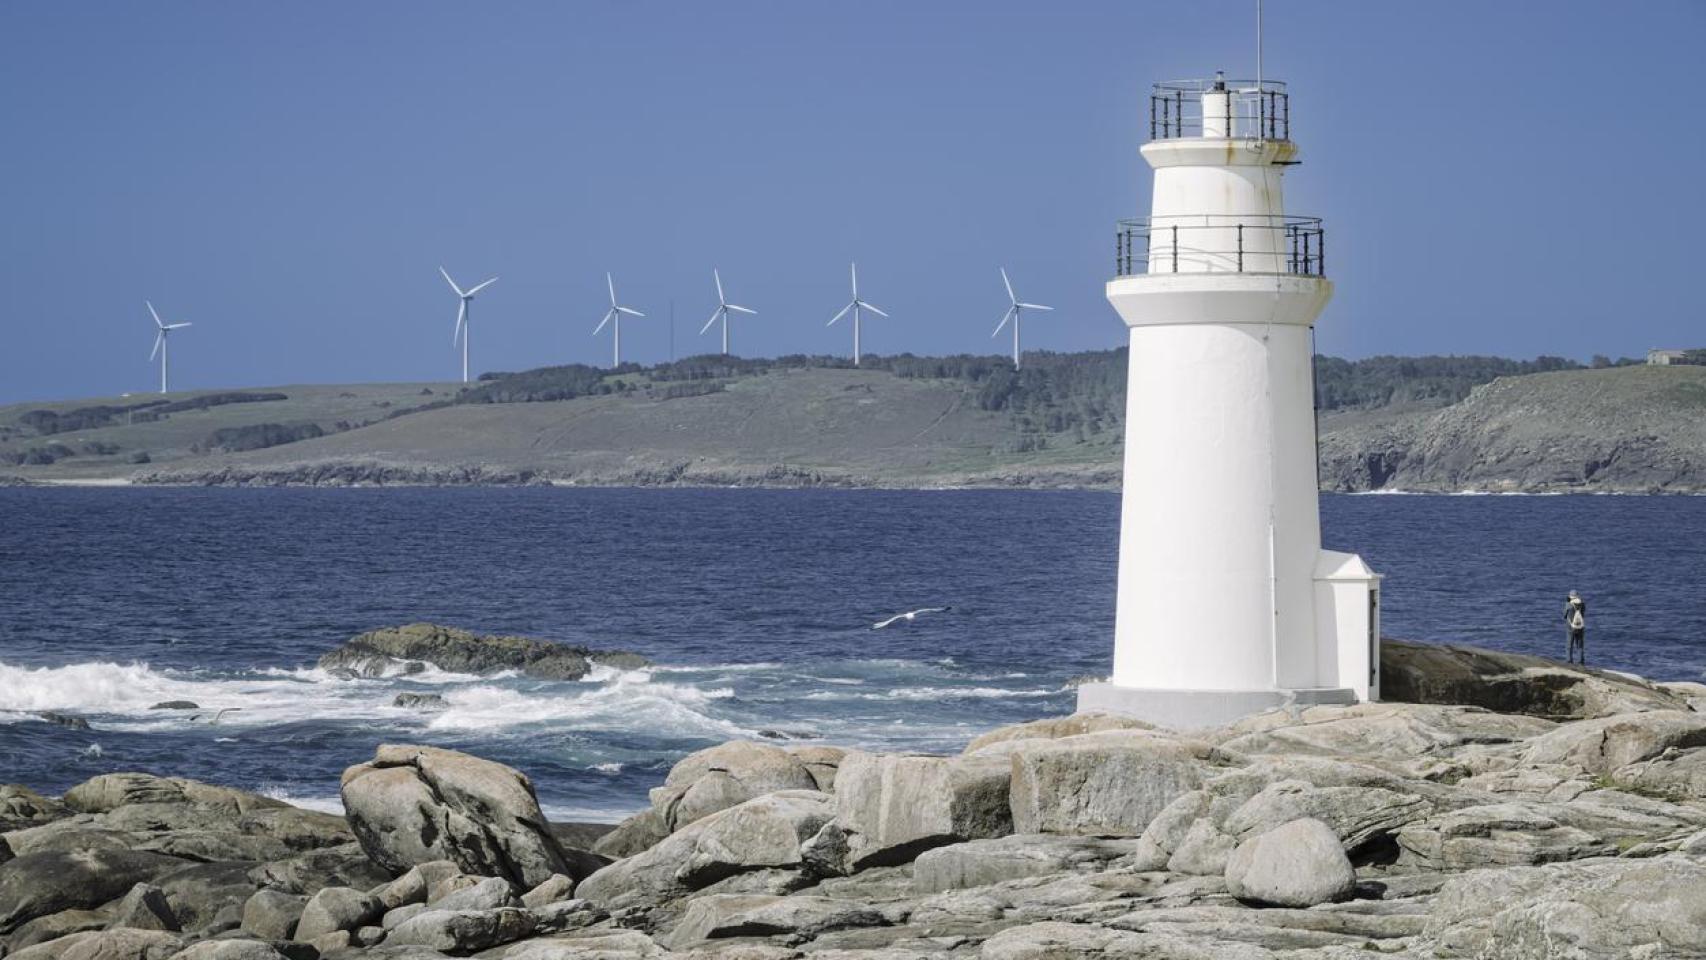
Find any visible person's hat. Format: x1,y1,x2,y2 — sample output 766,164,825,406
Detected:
1568,589,1580,599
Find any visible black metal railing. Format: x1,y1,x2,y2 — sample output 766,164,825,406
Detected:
1150,78,1289,141
1114,215,1325,277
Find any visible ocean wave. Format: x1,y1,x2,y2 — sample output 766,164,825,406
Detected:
801,685,1063,702
425,678,746,739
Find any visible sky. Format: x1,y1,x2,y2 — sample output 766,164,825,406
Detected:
2,1,1703,403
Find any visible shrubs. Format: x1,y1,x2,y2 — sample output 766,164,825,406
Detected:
204,422,325,453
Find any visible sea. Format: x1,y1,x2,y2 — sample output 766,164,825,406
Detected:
2,488,1704,823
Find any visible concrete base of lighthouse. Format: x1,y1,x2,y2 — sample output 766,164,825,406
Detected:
1075,682,1357,731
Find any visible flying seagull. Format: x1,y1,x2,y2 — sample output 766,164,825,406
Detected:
872,606,953,630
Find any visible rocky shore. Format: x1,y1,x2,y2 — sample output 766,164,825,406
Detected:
7,644,1706,959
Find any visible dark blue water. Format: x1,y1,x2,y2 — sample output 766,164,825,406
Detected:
2,488,1703,820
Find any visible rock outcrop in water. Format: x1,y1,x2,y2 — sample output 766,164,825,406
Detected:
316,622,649,681
8,640,1706,958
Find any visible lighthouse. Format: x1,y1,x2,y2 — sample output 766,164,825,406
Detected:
1077,74,1382,728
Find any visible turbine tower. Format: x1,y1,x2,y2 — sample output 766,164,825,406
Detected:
1078,71,1382,728
146,301,192,394
700,269,755,356
440,267,498,383
827,263,887,366
992,268,1051,370
594,273,644,368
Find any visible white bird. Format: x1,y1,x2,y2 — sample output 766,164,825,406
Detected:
440,267,499,383
992,268,1052,370
701,269,756,355
872,606,953,629
594,273,645,368
146,301,193,394
828,263,888,366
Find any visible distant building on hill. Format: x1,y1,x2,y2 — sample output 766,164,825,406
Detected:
1648,349,1690,365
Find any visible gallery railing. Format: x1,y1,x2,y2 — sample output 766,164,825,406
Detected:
1151,78,1289,141
1115,215,1325,278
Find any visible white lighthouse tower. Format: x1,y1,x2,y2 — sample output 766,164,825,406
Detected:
1077,74,1382,728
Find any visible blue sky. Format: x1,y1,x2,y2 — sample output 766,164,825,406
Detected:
2,1,1702,402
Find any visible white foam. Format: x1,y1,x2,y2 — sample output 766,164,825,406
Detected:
426,678,746,739
801,685,1061,702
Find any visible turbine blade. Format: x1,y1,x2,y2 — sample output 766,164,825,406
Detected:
828,302,853,326
858,301,889,318
700,309,722,335
727,304,756,315
992,308,1013,336
617,306,644,317
713,268,725,303
594,310,613,335
465,276,499,296
850,262,858,297
440,266,465,298
149,333,163,361
1001,267,1015,303
1018,302,1054,311
166,322,192,329
147,301,163,327
454,302,467,344
607,272,617,306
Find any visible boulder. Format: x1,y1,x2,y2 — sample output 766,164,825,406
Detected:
317,622,646,680
1609,746,1706,800
169,942,292,960
106,883,178,932
1164,818,1237,876
1223,818,1356,907
1380,638,1694,719
381,902,426,930
964,714,1155,754
665,894,887,948
340,744,574,888
521,874,575,908
0,849,183,935
430,876,516,912
148,701,199,710
787,745,847,793
1007,731,1227,837
293,885,383,941
1395,803,1615,870
591,808,669,860
239,890,305,940
1221,778,1433,857
912,835,1141,893
0,786,68,832
391,693,449,711
151,861,258,935
503,930,666,959
384,906,536,953
575,791,835,909
1424,856,1706,957
833,752,1011,868
1520,711,1706,774
5,928,183,960
652,741,822,832
528,898,605,935
245,843,390,895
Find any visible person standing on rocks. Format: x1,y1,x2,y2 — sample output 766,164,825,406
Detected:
1564,590,1588,665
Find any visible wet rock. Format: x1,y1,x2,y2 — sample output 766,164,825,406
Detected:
391,693,449,711
340,744,576,888
0,849,184,935
317,622,646,681
576,791,835,909
106,883,178,932
383,906,536,953
1380,638,1693,719
1008,731,1227,837
666,894,887,948
239,890,305,940
149,702,199,711
912,835,1141,893
1224,818,1356,908
35,711,92,730
834,752,1011,869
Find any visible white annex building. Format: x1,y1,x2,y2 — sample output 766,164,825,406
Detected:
1078,74,1382,728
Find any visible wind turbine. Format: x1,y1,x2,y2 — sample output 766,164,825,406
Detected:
594,273,644,368
440,267,499,383
146,301,192,394
992,268,1052,370
701,269,755,356
827,263,888,366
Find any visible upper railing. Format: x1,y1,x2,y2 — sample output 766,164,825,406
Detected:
1151,78,1289,141
1115,215,1325,277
